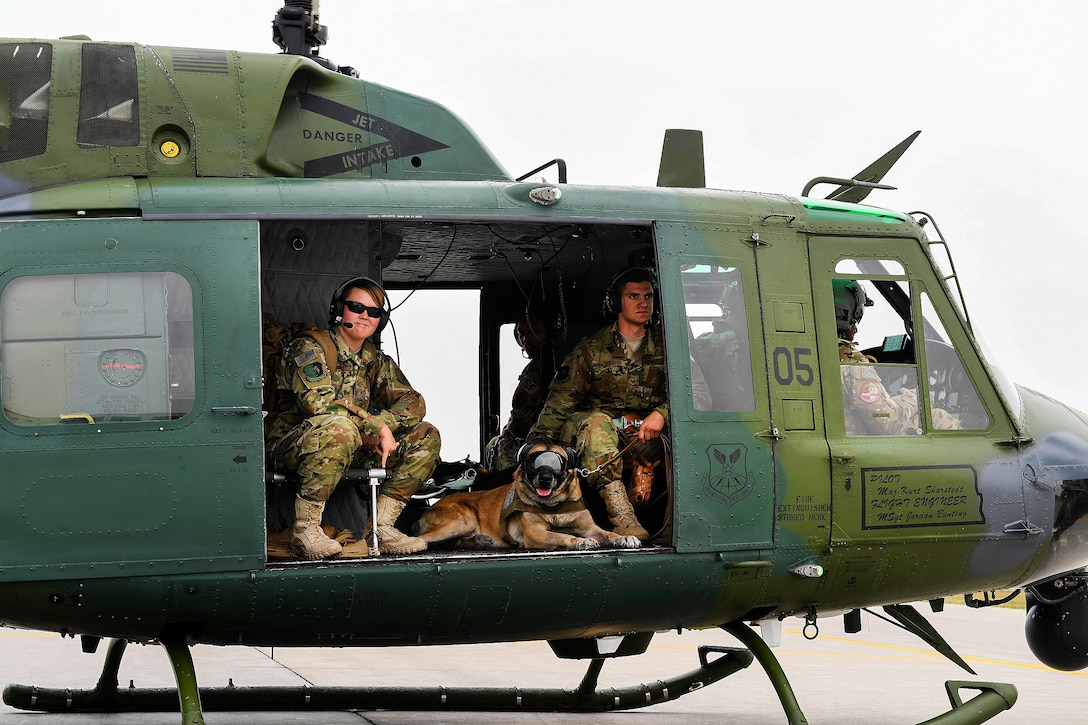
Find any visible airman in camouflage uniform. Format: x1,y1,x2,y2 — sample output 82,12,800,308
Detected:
839,339,921,435
486,316,551,471
834,279,960,436
527,268,666,542
691,280,753,411
267,278,440,559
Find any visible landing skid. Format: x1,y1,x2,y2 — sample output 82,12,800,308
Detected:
3,623,1018,725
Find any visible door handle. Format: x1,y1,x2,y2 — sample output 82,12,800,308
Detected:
211,406,258,415
832,450,856,462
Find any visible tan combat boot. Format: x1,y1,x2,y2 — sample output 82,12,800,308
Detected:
291,495,342,560
600,480,650,542
364,494,427,555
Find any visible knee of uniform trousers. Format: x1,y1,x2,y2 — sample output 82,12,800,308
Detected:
389,423,442,500
561,412,619,455
397,420,442,451
293,415,363,480
363,421,442,493
367,421,441,467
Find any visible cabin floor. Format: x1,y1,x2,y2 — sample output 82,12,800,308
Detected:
264,461,671,563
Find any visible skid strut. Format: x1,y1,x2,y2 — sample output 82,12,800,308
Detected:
721,621,1017,725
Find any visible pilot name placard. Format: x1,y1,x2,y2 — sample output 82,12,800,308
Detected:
861,465,983,529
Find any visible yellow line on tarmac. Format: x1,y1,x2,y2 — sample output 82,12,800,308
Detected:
634,628,1088,678
776,628,1088,675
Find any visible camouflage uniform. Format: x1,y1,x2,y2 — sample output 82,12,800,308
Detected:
839,340,960,435
528,323,667,489
267,328,440,503
691,356,712,412
839,339,920,436
488,357,547,470
693,322,754,411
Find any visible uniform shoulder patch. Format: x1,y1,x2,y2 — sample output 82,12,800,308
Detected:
860,367,882,381
293,348,318,367
302,361,327,385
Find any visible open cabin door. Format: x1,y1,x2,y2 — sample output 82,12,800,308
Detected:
808,236,1038,598
0,219,265,582
656,222,774,553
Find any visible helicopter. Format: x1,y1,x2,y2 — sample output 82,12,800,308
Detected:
1,3,1087,724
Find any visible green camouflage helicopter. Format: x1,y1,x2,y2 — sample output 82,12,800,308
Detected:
0,3,1086,724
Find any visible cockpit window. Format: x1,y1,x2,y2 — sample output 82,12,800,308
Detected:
0,42,52,162
920,292,990,430
77,44,139,148
833,260,969,435
1,272,195,426
835,276,922,436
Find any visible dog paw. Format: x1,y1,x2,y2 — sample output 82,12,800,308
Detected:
574,538,601,550
471,534,496,549
614,536,642,549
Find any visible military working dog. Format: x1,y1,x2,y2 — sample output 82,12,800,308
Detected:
413,442,641,551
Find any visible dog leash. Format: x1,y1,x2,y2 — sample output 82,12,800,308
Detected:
576,438,640,478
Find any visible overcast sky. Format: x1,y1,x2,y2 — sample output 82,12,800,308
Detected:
27,0,1088,458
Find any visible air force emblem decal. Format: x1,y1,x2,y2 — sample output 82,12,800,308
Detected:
704,444,755,507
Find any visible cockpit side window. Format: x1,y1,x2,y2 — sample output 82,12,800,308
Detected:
0,42,52,162
832,259,965,436
920,292,990,430
835,276,921,437
77,44,139,148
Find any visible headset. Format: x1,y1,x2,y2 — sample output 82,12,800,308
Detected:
601,266,658,321
517,443,579,474
328,276,391,336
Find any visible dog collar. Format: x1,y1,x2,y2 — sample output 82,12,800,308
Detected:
500,487,586,523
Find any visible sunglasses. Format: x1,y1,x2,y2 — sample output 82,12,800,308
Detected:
343,300,385,318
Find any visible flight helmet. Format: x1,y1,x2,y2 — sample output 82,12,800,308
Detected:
832,279,873,335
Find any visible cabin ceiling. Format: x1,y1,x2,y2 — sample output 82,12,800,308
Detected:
260,219,654,324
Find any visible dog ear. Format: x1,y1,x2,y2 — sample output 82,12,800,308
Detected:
564,446,579,469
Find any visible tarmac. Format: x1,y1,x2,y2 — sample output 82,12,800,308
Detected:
1,602,1084,724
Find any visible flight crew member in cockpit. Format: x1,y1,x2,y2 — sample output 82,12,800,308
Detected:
267,277,441,559
527,267,666,543
835,279,958,435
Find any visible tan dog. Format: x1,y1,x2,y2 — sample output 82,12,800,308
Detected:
413,443,641,551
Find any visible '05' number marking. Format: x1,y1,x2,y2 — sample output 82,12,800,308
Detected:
772,347,814,386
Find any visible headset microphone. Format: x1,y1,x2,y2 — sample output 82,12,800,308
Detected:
341,321,354,328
